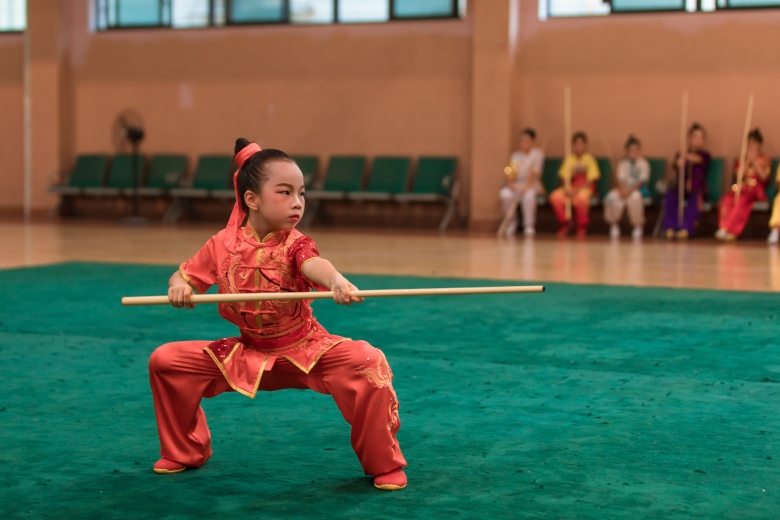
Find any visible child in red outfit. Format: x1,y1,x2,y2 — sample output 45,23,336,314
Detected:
549,132,601,238
149,139,407,491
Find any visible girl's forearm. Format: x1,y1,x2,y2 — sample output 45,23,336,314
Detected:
169,270,188,288
301,257,340,288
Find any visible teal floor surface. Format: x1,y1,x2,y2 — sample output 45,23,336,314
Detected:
0,263,778,519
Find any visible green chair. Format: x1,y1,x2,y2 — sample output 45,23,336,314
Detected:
541,157,563,194
170,155,235,199
646,158,667,203
704,157,726,210
347,157,410,202
83,154,146,196
137,155,187,196
306,156,366,201
767,158,779,203
164,155,235,224
394,157,460,231
594,157,613,204
292,156,318,188
537,157,563,205
49,155,109,196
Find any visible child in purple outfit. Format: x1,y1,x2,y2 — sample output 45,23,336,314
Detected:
663,123,711,239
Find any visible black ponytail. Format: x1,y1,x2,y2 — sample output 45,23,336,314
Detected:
688,123,706,137
624,134,641,149
748,128,763,144
234,138,295,212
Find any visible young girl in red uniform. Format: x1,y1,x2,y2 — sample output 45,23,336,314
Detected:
148,139,407,490
716,128,771,241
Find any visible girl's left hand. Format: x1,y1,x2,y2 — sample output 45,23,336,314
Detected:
331,275,364,306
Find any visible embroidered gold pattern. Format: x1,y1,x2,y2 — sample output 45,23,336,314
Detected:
358,350,394,388
388,392,400,448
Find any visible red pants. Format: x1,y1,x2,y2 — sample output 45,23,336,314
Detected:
149,340,407,476
550,187,593,228
718,186,764,237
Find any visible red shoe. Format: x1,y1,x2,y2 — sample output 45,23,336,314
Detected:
153,458,187,474
556,225,570,239
374,467,407,491
576,227,587,239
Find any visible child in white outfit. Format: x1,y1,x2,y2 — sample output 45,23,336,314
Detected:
499,128,544,236
603,135,650,240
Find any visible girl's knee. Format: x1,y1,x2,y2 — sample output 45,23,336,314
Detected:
574,191,591,204
148,343,178,373
344,340,380,367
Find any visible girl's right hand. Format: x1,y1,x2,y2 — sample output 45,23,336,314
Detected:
169,284,195,309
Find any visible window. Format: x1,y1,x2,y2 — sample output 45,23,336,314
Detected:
118,0,165,26
338,0,389,23
541,0,780,18
718,0,780,6
290,0,334,24
0,0,25,32
611,0,685,12
96,0,464,30
393,0,458,19
172,0,210,28
543,0,609,18
228,0,286,24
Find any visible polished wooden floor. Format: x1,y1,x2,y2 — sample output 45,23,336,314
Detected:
1,221,778,292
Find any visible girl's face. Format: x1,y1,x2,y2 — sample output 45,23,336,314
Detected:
627,143,641,160
572,138,587,156
747,138,761,158
519,134,534,153
244,160,305,233
688,130,706,150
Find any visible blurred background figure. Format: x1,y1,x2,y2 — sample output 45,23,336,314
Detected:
603,135,649,240
663,123,710,240
716,128,771,242
498,128,544,237
549,132,600,239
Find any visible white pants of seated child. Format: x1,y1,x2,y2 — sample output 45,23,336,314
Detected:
499,187,538,232
604,189,645,226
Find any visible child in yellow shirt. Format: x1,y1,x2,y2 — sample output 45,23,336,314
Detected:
549,132,601,238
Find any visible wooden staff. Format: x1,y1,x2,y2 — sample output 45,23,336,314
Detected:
564,86,572,221
734,94,755,205
122,285,547,307
678,91,689,228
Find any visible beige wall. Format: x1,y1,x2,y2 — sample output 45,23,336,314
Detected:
5,0,780,225
64,0,471,186
0,35,23,210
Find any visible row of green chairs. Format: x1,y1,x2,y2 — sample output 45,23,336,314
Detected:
49,154,188,197
51,153,460,229
300,156,459,231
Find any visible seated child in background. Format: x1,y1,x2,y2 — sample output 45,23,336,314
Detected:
716,128,771,242
498,128,544,237
549,132,600,238
663,123,711,240
604,135,649,240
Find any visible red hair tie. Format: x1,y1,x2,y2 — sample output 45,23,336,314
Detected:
225,142,262,251
234,143,262,169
